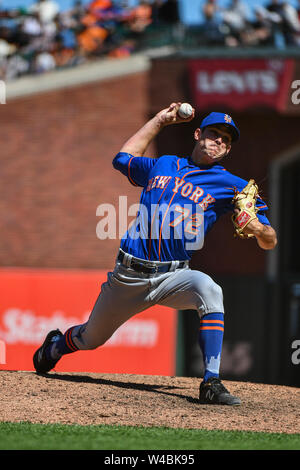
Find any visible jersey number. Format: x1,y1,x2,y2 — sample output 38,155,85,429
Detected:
169,205,203,235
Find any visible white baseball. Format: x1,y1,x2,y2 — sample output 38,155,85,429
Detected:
178,103,193,119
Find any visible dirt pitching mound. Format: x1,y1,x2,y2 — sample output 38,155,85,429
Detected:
1,371,299,434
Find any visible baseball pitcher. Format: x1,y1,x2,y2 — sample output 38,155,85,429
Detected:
33,103,277,405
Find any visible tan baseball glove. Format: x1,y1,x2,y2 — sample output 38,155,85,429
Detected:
231,179,259,239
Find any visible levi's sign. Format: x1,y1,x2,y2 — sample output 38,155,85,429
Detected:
197,70,278,94
189,59,295,111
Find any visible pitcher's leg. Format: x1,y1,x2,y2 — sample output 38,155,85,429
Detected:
45,286,133,360
198,312,224,382
155,269,225,380
72,290,148,350
154,268,224,315
33,269,151,373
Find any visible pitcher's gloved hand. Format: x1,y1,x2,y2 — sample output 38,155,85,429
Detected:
231,179,259,239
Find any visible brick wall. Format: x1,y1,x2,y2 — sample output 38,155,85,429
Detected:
0,72,153,270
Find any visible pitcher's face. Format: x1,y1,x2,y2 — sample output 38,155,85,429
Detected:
192,125,232,165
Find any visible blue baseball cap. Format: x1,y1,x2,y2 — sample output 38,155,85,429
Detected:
200,112,240,142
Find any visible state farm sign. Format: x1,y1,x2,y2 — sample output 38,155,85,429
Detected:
189,59,295,111
0,269,177,374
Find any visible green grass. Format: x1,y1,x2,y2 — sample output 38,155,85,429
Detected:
0,422,299,450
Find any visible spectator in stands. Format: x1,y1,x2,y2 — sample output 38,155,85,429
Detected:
0,30,17,80
28,0,60,51
77,22,109,56
77,0,128,57
265,0,300,45
59,1,86,31
34,49,56,72
151,0,164,26
21,12,42,39
4,0,299,82
294,0,300,44
127,1,152,34
156,0,179,26
72,0,87,21
201,0,225,45
203,0,217,22
3,53,29,80
240,5,275,46
281,1,300,45
220,0,250,46
265,0,282,16
29,0,59,25
0,35,16,60
51,19,83,68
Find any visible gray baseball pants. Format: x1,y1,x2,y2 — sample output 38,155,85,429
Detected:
71,250,224,350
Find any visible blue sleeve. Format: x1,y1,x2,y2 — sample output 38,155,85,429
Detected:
112,152,158,188
256,197,271,226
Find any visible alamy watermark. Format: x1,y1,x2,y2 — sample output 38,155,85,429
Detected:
291,80,300,105
96,196,204,251
291,339,300,365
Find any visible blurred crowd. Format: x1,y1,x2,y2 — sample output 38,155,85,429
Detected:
0,0,299,81
201,0,300,48
0,0,180,80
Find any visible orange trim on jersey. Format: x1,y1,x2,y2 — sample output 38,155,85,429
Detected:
225,186,237,192
200,319,224,324
257,205,268,210
128,157,139,186
199,326,224,332
177,159,180,171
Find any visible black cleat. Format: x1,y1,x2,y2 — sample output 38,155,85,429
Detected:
33,329,63,374
199,377,241,405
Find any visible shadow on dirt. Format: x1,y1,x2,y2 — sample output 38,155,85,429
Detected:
43,372,200,404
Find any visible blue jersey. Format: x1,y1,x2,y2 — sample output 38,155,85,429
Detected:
113,152,270,262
